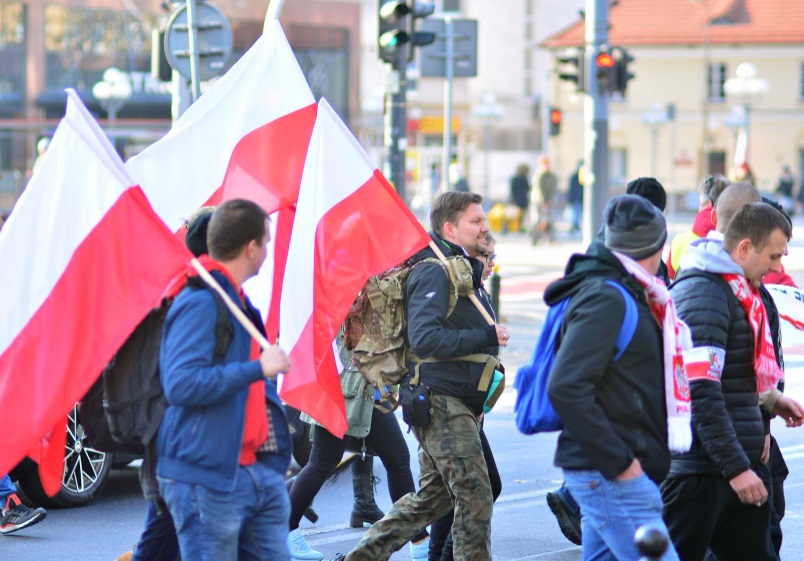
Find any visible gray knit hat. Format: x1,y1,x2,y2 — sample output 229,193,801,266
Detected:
603,194,667,260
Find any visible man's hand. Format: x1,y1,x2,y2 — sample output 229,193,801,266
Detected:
495,324,510,347
729,469,768,506
615,458,643,481
772,395,804,427
259,345,291,379
760,434,770,464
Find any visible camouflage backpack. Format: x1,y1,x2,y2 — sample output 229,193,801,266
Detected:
343,255,474,405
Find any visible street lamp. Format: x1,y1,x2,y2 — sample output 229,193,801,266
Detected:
92,67,133,144
642,102,669,178
724,62,768,166
471,92,504,199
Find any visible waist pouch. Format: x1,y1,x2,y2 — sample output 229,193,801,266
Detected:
399,384,432,427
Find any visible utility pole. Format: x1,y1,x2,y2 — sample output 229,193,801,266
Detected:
389,45,408,201
582,0,609,246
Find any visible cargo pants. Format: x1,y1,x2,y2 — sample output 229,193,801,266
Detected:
345,394,493,561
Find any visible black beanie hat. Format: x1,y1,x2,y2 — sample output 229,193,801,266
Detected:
626,177,667,212
185,206,216,257
604,195,667,260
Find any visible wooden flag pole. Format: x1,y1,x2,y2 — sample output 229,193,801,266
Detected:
428,240,496,326
189,258,272,350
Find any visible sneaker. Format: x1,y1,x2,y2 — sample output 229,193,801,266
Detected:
288,528,324,561
1,493,47,535
409,536,430,560
546,488,582,546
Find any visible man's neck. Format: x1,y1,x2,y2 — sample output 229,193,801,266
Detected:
216,259,248,291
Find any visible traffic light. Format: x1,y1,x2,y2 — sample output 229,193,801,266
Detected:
594,47,615,91
556,48,585,92
408,1,436,61
549,107,562,136
611,47,635,95
378,1,410,64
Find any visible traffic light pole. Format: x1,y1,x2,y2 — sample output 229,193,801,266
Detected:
582,0,610,246
441,16,454,194
388,47,408,202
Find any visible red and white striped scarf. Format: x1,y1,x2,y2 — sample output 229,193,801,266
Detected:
614,252,693,453
721,274,784,393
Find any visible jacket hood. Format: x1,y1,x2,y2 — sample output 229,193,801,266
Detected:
544,241,629,305
679,237,743,276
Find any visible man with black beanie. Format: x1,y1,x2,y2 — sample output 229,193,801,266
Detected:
627,177,671,284
545,195,688,561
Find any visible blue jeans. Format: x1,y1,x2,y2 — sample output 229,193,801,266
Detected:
159,463,290,561
563,469,679,561
0,474,17,502
132,500,180,561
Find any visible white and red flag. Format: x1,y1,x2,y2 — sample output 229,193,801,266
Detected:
125,19,316,232
0,91,190,490
279,100,430,437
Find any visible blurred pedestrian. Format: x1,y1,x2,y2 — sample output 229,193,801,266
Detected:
509,164,531,230
530,156,558,244
566,161,584,234
667,175,730,279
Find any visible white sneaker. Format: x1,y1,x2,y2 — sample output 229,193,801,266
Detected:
288,528,324,561
409,536,430,560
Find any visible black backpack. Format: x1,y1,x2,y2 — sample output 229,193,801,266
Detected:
79,277,233,454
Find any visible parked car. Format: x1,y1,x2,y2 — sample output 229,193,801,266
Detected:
10,403,114,508
11,402,312,508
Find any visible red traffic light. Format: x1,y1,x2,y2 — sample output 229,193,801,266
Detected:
595,52,615,68
550,109,562,125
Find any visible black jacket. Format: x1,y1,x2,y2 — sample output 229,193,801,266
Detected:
546,241,670,483
668,270,765,479
404,232,499,414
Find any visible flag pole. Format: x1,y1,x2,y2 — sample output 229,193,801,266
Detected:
428,241,496,326
189,258,272,350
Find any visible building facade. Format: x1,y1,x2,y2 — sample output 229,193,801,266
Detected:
543,0,804,204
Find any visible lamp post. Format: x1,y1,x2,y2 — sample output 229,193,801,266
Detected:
642,103,669,178
92,67,133,147
724,62,768,167
471,93,504,199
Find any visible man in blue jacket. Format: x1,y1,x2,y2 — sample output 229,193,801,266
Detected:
157,199,292,561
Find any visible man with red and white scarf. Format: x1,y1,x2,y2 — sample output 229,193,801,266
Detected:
664,201,803,561
546,195,690,561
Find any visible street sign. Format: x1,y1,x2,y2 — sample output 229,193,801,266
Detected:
164,3,232,82
418,18,477,78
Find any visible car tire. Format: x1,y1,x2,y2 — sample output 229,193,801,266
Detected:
17,404,112,508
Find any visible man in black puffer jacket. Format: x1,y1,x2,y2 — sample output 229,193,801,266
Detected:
664,201,801,561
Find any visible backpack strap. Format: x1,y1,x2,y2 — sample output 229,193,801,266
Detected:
603,279,638,361
415,256,475,319
185,276,234,364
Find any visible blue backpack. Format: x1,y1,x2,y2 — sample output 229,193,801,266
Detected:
514,280,638,435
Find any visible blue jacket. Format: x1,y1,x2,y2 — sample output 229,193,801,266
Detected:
156,270,291,492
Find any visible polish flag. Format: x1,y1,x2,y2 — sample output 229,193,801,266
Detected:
279,100,430,437
0,91,190,489
125,19,316,232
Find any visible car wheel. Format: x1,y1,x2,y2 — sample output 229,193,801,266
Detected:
17,404,112,508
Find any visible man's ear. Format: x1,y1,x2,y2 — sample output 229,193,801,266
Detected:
735,238,753,261
442,221,456,239
711,207,718,228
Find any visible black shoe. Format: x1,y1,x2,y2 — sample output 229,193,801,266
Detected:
546,489,582,546
1,494,47,535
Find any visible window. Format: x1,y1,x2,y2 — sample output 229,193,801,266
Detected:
800,62,804,100
610,148,627,188
43,6,157,89
707,63,727,102
442,0,461,12
0,2,26,105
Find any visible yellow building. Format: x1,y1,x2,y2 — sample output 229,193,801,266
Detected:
543,0,804,204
